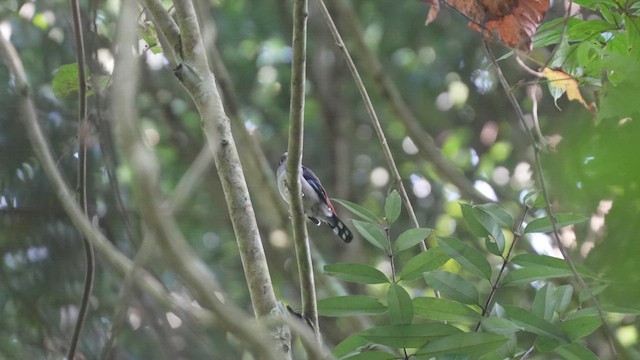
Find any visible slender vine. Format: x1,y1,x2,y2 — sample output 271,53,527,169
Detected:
67,0,95,358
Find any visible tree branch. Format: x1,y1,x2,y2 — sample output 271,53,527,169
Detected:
111,1,286,358
141,0,291,356
288,0,321,346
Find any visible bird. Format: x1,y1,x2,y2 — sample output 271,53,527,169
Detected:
277,152,353,243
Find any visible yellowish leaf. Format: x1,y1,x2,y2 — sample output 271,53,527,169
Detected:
542,68,593,111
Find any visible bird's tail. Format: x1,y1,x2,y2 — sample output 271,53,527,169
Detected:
327,215,353,243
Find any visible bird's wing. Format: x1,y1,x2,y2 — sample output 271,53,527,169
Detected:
301,165,336,213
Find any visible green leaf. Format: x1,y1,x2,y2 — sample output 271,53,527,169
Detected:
352,220,388,252
358,324,462,348
578,283,608,303
481,317,523,336
535,336,562,353
626,14,640,59
52,63,110,100
323,263,389,284
534,18,582,47
460,203,489,237
601,306,640,315
413,297,482,323
384,190,401,224
387,283,413,325
394,228,432,254
318,296,387,317
333,199,380,224
522,190,539,207
398,247,449,281
52,63,81,99
567,19,615,42
502,266,573,286
554,285,574,315
511,254,598,279
332,335,369,359
554,343,599,360
475,203,514,228
560,316,602,341
533,194,548,208
504,306,567,342
331,334,371,359
524,213,588,233
436,237,492,280
484,236,501,257
472,207,506,255
342,351,395,360
417,333,508,358
139,23,162,54
532,283,556,321
425,271,480,305
568,306,640,317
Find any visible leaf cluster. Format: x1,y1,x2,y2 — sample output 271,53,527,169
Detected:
317,191,632,359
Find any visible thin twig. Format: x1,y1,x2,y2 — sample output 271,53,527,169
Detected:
484,40,618,357
384,225,409,359
520,345,535,360
68,0,95,357
315,0,427,251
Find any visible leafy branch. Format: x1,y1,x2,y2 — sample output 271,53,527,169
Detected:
483,39,618,357
475,206,530,330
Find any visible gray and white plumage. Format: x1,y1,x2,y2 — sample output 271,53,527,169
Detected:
277,152,353,243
